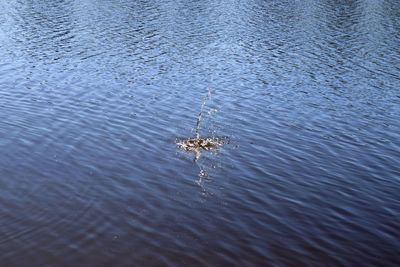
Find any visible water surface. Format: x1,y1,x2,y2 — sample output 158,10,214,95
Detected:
0,0,399,266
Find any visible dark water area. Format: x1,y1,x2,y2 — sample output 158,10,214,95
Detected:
1,0,399,266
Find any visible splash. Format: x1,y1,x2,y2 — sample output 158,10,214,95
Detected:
195,87,212,139
176,137,224,151
176,88,228,159
176,136,229,160
176,88,229,188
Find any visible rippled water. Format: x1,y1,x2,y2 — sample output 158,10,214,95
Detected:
1,0,399,266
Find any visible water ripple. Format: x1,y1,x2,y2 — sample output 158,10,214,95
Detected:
0,0,399,266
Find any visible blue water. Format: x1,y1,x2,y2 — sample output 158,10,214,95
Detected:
0,0,399,266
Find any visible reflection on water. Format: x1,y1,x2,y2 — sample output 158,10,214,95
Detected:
1,0,400,266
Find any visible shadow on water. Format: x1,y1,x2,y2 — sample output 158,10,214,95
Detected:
176,88,229,189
